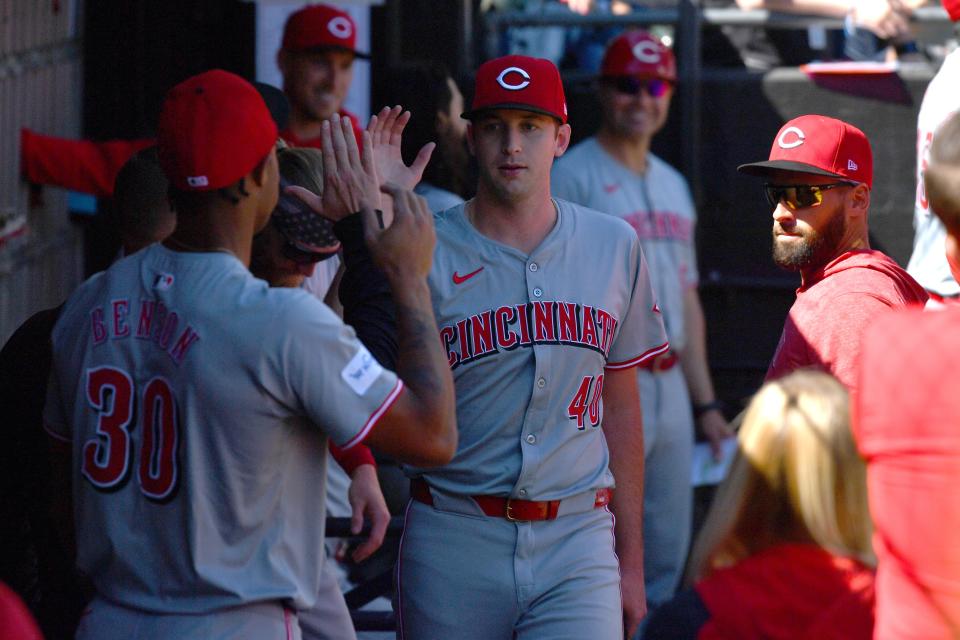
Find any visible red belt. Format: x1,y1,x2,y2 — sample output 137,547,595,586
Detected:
639,351,678,373
410,479,612,522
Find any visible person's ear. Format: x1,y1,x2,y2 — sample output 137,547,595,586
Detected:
847,183,870,217
250,147,277,189
946,232,960,284
554,123,572,158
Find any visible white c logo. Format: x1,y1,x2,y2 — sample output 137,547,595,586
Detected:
777,126,806,149
328,17,353,40
632,41,661,63
496,67,531,91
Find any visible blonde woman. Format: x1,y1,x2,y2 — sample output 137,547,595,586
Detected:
643,371,875,640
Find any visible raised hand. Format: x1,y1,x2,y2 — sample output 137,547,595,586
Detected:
367,105,435,191
284,113,382,222
361,183,436,282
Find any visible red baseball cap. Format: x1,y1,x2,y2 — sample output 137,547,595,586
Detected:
282,4,369,59
462,55,568,124
157,70,278,192
738,114,873,188
944,0,960,21
601,30,677,82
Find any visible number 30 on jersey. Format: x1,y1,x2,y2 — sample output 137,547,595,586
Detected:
82,366,180,502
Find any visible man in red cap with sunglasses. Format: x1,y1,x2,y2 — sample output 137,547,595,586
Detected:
739,114,926,391
553,30,733,613
395,54,667,640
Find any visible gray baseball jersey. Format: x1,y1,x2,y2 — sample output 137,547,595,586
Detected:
44,244,401,616
908,48,960,298
552,139,698,350
406,199,668,500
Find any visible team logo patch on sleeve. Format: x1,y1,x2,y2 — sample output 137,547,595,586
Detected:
341,345,383,395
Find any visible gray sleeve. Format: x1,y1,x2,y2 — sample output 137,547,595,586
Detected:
606,237,669,369
277,295,401,449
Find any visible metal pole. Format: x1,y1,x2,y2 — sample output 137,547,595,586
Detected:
677,0,702,206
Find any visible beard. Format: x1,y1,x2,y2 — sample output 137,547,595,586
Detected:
772,211,846,271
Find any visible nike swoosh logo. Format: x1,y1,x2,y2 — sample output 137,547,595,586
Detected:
452,266,484,285
603,183,620,194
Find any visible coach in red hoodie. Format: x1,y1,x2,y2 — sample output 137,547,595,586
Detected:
738,114,927,390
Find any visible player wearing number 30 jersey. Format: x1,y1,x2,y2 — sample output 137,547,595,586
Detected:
43,70,456,640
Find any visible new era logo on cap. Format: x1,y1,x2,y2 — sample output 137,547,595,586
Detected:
738,114,873,189
187,176,209,188
463,55,568,123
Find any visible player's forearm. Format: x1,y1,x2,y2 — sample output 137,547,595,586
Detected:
602,371,645,569
335,214,399,369
389,276,457,459
607,430,645,569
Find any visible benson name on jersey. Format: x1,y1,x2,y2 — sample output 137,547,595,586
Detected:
88,297,201,366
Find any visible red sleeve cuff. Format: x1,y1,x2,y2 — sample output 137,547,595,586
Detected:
605,342,670,370
329,441,376,476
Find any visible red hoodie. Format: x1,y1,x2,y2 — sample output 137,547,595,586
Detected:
766,250,927,391
696,544,875,640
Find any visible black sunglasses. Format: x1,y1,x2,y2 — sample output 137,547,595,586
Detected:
763,182,856,211
606,76,672,98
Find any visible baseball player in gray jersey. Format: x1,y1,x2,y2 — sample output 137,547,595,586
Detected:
552,31,732,610
43,70,456,640
396,55,668,639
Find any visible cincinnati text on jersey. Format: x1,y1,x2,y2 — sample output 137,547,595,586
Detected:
622,209,693,242
89,298,201,366
439,300,619,370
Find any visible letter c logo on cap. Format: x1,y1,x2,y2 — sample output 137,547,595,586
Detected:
328,16,353,39
777,126,805,150
496,67,531,91
632,41,661,63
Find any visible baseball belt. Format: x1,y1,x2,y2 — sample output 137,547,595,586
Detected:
410,478,612,522
639,350,678,373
